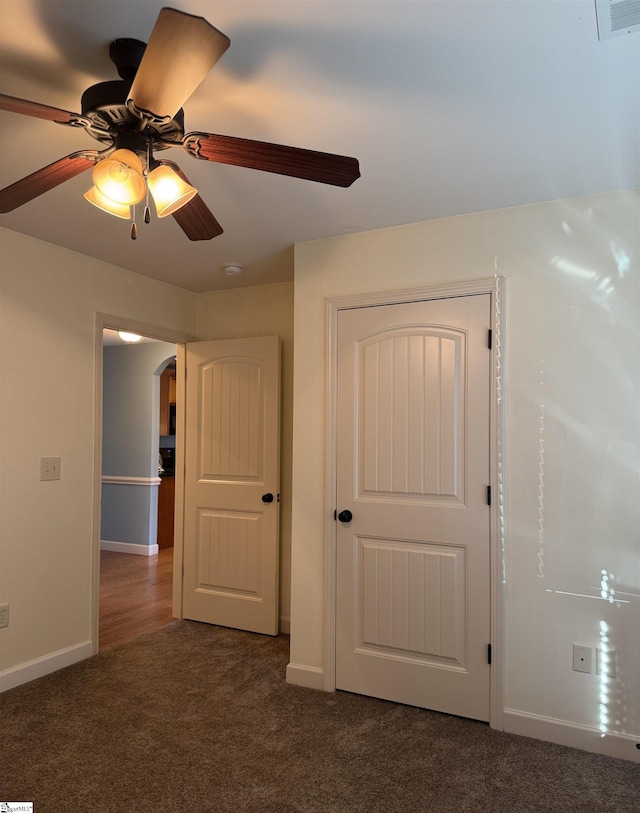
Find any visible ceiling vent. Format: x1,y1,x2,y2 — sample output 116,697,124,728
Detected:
595,0,640,39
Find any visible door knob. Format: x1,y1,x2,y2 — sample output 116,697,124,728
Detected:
262,492,274,503
337,509,353,523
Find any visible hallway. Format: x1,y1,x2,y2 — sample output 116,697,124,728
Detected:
99,548,174,650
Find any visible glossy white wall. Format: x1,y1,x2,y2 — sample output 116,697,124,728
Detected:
290,189,640,760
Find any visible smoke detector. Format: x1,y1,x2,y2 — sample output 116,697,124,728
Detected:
223,263,244,276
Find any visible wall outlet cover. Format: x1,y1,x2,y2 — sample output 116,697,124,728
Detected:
572,644,593,674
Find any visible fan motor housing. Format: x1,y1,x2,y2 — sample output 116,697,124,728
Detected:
80,38,186,146
109,38,146,82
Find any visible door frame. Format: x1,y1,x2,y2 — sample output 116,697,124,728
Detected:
92,313,194,653
324,277,506,730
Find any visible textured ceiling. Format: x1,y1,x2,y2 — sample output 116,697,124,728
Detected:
0,1,638,292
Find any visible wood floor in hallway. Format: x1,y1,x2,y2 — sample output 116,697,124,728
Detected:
99,547,175,651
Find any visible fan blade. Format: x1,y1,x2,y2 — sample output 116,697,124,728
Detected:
172,194,224,241
162,162,223,241
128,8,230,121
184,133,360,187
0,153,94,213
0,93,80,124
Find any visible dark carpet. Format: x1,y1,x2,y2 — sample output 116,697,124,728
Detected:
1,620,638,812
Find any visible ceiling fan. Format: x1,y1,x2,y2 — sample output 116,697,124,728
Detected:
0,7,360,241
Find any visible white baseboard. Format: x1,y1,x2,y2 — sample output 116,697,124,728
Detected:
100,540,159,556
279,616,291,635
0,640,93,693
503,709,640,764
286,661,324,691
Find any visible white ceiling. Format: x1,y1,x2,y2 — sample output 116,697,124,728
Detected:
0,1,638,293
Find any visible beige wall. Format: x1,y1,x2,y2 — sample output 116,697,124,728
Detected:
0,235,295,686
2,188,638,761
196,282,294,629
289,190,640,760
0,228,196,679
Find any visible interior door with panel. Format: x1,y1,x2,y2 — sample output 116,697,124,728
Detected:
335,295,491,721
183,336,281,635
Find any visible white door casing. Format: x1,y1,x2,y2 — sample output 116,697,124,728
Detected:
325,280,500,727
182,336,281,635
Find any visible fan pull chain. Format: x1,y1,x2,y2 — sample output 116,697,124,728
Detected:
131,206,138,240
144,139,152,224
143,176,151,225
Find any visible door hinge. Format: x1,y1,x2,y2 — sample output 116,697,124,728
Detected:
487,485,491,505
334,509,337,521
488,329,493,349
488,644,492,665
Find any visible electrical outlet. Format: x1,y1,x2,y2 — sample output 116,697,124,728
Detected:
596,647,617,678
0,603,9,629
572,644,593,674
40,457,61,481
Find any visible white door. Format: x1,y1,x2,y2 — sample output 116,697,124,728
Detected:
182,336,281,635
335,295,491,721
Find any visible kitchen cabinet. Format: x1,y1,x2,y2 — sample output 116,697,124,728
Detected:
157,475,175,549
159,367,176,436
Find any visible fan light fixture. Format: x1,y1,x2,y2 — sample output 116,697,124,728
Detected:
84,185,131,219
85,149,198,236
92,149,146,205
147,164,197,218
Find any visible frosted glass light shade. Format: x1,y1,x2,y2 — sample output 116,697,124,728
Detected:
92,149,146,205
148,164,197,217
84,185,131,219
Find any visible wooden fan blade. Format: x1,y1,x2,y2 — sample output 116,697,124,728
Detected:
163,162,223,241
0,93,80,124
184,133,360,187
0,153,94,213
128,8,230,121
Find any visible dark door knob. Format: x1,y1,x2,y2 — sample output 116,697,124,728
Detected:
337,509,353,523
262,492,274,504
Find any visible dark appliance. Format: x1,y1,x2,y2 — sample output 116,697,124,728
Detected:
159,447,175,474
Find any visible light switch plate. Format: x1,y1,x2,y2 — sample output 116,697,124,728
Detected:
40,457,61,481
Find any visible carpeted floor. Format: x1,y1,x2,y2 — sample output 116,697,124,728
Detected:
2,620,638,812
